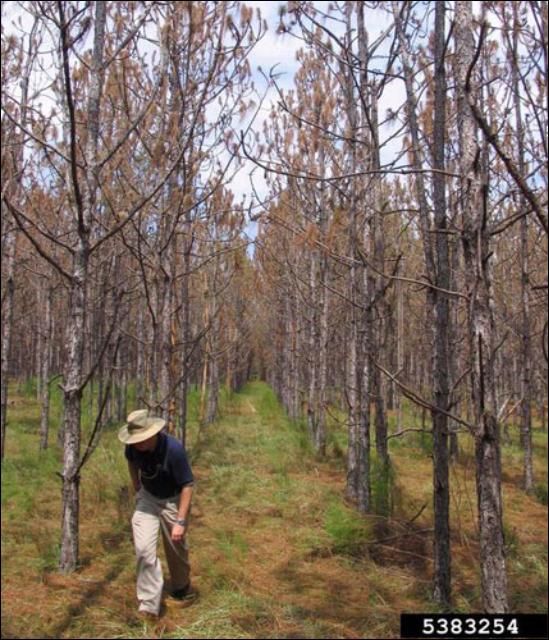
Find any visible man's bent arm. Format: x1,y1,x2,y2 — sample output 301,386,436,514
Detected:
128,461,141,493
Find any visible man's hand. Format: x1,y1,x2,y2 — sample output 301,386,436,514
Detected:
171,523,186,543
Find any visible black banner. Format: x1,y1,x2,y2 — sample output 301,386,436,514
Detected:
400,613,548,639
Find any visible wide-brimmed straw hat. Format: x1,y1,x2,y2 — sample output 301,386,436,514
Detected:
118,409,166,444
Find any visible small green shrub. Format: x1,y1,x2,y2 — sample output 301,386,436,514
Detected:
371,455,395,517
324,500,373,555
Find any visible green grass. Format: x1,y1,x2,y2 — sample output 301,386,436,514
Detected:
324,500,374,555
215,529,250,559
1,407,60,519
508,543,549,613
2,451,58,518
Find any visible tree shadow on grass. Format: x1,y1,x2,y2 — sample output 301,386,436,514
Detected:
47,555,129,639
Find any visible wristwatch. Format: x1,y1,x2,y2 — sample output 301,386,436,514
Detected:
175,518,187,527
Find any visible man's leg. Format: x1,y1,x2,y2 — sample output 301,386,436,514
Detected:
132,496,164,615
159,501,191,593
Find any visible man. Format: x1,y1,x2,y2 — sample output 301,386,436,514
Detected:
118,409,196,617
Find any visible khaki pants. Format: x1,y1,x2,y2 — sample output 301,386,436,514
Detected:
131,487,191,615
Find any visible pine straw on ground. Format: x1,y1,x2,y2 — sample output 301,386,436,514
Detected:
1,383,547,639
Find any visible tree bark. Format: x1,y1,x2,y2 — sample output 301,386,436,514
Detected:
455,0,508,613
343,7,360,497
511,3,534,492
355,0,374,512
316,145,329,457
432,1,451,607
39,285,53,451
59,1,106,573
205,222,220,425
0,216,15,460
178,213,192,447
307,246,318,442
60,246,87,573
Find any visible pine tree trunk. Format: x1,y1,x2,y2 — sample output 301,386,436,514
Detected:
36,290,43,403
149,279,161,408
39,286,53,451
200,353,208,425
59,0,106,573
449,234,461,460
344,2,360,502
0,218,15,460
511,4,534,492
355,1,375,511
475,411,507,613
358,319,372,513
316,281,328,456
159,268,175,428
455,0,508,613
316,220,328,456
289,288,299,421
60,248,87,573
115,341,127,423
307,252,318,442
136,305,145,405
283,292,292,414
369,67,388,469
206,327,219,424
205,238,220,425
179,224,192,446
432,2,451,606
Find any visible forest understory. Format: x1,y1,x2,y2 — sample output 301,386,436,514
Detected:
2,381,547,640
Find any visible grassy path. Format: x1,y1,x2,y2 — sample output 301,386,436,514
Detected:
2,382,547,639
183,382,392,639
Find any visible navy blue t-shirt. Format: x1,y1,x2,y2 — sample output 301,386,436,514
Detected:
125,432,194,499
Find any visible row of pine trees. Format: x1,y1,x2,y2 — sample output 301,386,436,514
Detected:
1,0,547,614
